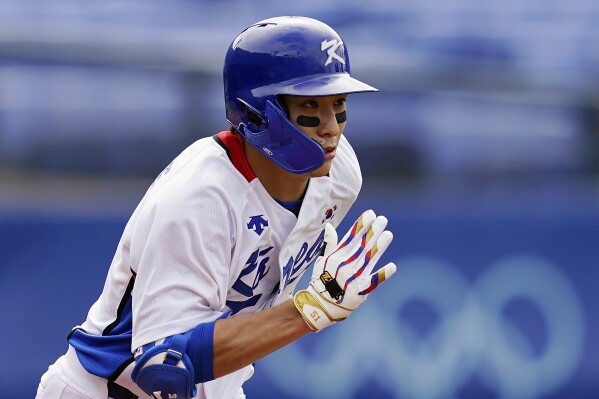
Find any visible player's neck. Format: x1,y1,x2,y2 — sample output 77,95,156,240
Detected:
244,142,309,202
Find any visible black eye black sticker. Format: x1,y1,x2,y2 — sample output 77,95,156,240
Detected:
296,111,347,127
296,115,320,127
335,111,347,124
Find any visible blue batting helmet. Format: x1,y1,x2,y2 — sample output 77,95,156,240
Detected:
223,16,378,174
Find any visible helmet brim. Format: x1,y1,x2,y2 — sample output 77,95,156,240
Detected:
251,73,378,98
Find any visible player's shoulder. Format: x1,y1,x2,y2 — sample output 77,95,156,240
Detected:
329,135,362,194
157,134,249,187
141,134,251,211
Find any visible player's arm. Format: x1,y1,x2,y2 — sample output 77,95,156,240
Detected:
212,298,311,378
213,209,397,375
132,210,396,398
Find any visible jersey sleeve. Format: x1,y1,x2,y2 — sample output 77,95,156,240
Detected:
129,170,236,351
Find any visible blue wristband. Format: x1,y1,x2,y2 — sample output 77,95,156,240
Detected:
187,320,216,383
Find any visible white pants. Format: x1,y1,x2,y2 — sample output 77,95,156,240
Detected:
36,346,145,399
36,346,252,399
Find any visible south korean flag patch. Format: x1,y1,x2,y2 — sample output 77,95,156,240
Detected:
321,205,337,224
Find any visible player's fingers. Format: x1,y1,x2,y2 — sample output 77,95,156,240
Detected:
362,215,389,250
330,218,391,280
338,229,392,289
358,262,397,295
336,210,376,251
360,229,393,276
340,214,387,260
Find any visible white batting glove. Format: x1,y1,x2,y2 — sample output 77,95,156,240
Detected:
293,209,397,331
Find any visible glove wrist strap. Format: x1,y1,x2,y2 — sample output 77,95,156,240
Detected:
293,286,348,332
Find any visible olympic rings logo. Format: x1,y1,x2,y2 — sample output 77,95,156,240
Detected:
261,255,586,399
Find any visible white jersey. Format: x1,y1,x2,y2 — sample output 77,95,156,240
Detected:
68,130,362,398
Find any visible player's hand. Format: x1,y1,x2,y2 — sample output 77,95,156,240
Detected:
293,209,396,331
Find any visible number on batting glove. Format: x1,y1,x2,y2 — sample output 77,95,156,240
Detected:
293,209,396,331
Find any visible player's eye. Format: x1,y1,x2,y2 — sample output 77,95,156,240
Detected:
335,97,347,106
303,100,318,108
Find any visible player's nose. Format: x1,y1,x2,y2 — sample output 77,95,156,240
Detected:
317,108,342,137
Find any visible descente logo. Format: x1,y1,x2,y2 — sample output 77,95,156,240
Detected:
247,215,269,236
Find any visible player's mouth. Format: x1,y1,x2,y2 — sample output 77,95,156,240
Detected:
324,145,336,160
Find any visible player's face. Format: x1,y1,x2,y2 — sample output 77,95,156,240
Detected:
282,94,348,177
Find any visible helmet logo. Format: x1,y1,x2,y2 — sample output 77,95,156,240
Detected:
262,147,273,156
321,39,345,66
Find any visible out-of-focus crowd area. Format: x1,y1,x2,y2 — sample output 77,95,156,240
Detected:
1,1,599,398
1,0,598,203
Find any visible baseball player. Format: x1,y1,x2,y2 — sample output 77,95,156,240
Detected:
36,16,397,399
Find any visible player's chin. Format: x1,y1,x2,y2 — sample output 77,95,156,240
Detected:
307,160,333,177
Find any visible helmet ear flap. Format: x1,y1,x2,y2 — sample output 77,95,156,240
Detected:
276,95,290,119
236,99,324,173
242,104,264,127
237,98,267,133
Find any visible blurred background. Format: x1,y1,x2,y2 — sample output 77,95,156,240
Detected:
1,0,599,398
